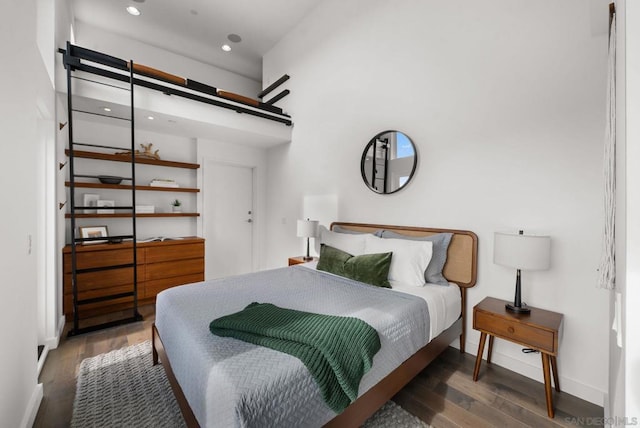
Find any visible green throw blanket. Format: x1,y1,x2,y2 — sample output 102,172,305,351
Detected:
209,302,381,413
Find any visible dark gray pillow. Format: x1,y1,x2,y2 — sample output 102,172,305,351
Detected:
380,230,453,286
333,225,383,237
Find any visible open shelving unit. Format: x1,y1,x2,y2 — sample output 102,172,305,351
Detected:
64,149,201,218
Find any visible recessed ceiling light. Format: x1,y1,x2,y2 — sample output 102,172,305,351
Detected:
221,44,231,52
147,116,154,120
227,34,242,43
126,6,141,16
103,107,112,112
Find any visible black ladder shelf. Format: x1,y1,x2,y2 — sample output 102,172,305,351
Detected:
371,137,389,193
64,41,142,336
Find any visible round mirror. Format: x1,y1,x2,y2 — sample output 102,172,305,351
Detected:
361,130,417,194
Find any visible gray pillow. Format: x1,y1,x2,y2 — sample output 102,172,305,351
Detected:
380,230,453,286
333,225,383,237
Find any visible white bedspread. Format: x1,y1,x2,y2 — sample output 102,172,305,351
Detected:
300,260,461,340
155,265,459,427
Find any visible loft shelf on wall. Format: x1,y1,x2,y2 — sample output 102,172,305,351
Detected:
58,43,293,126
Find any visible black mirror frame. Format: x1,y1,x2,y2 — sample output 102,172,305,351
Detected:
360,130,417,195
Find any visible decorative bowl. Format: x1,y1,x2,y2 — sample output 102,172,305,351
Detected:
98,175,123,185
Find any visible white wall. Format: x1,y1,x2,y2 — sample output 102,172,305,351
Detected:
0,0,47,425
264,0,609,405
54,0,75,346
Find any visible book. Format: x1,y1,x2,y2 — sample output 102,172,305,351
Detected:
137,236,185,243
135,205,155,213
149,179,179,188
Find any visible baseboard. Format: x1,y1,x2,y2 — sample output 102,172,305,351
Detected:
37,346,49,377
467,339,605,406
20,383,43,428
50,314,66,349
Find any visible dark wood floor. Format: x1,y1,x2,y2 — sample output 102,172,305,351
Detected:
35,305,603,427
393,349,603,427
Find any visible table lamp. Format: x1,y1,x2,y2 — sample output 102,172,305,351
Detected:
493,230,551,314
297,219,319,261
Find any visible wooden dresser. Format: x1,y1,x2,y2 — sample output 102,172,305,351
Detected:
63,237,204,320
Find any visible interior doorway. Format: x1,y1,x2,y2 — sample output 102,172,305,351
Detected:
203,161,255,279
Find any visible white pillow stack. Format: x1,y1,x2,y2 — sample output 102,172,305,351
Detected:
363,235,433,287
317,226,367,256
316,225,434,287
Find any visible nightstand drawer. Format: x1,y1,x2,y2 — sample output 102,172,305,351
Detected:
475,310,555,353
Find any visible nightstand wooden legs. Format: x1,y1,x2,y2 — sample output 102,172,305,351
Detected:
550,355,560,391
541,353,554,418
472,332,487,381
487,335,494,364
472,333,495,381
542,353,561,418
473,333,560,418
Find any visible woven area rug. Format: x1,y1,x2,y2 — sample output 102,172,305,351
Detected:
72,341,429,427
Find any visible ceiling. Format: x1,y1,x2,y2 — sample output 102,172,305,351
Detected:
72,0,319,82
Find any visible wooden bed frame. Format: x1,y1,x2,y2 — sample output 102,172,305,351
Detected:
152,222,478,427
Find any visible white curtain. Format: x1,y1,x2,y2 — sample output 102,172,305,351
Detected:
598,11,616,290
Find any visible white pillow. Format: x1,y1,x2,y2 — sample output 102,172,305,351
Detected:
364,234,433,287
317,225,367,256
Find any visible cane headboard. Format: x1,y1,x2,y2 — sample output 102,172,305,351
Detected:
329,222,478,288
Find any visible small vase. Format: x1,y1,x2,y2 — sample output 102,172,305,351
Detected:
172,206,181,213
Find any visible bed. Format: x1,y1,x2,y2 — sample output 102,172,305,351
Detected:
152,222,478,427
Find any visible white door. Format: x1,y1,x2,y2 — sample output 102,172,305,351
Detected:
204,162,254,279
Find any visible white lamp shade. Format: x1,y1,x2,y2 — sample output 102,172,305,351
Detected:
297,219,319,238
493,232,551,271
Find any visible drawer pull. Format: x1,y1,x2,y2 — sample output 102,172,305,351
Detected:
508,326,515,334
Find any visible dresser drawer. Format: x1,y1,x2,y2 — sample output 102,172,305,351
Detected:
64,248,144,272
145,242,204,263
145,258,204,281
63,266,140,294
474,310,556,353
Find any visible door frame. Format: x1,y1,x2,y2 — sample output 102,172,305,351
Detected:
199,159,260,276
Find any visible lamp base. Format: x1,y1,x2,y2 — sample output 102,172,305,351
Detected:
505,303,531,314
302,256,314,261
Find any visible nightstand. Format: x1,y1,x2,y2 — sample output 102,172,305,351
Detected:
288,256,318,266
472,297,563,418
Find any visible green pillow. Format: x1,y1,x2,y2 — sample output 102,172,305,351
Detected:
317,244,392,288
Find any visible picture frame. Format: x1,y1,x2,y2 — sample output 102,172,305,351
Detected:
83,193,100,214
79,225,109,245
96,200,115,214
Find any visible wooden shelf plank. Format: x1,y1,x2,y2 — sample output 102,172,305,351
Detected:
65,213,200,219
65,149,200,169
65,181,199,193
